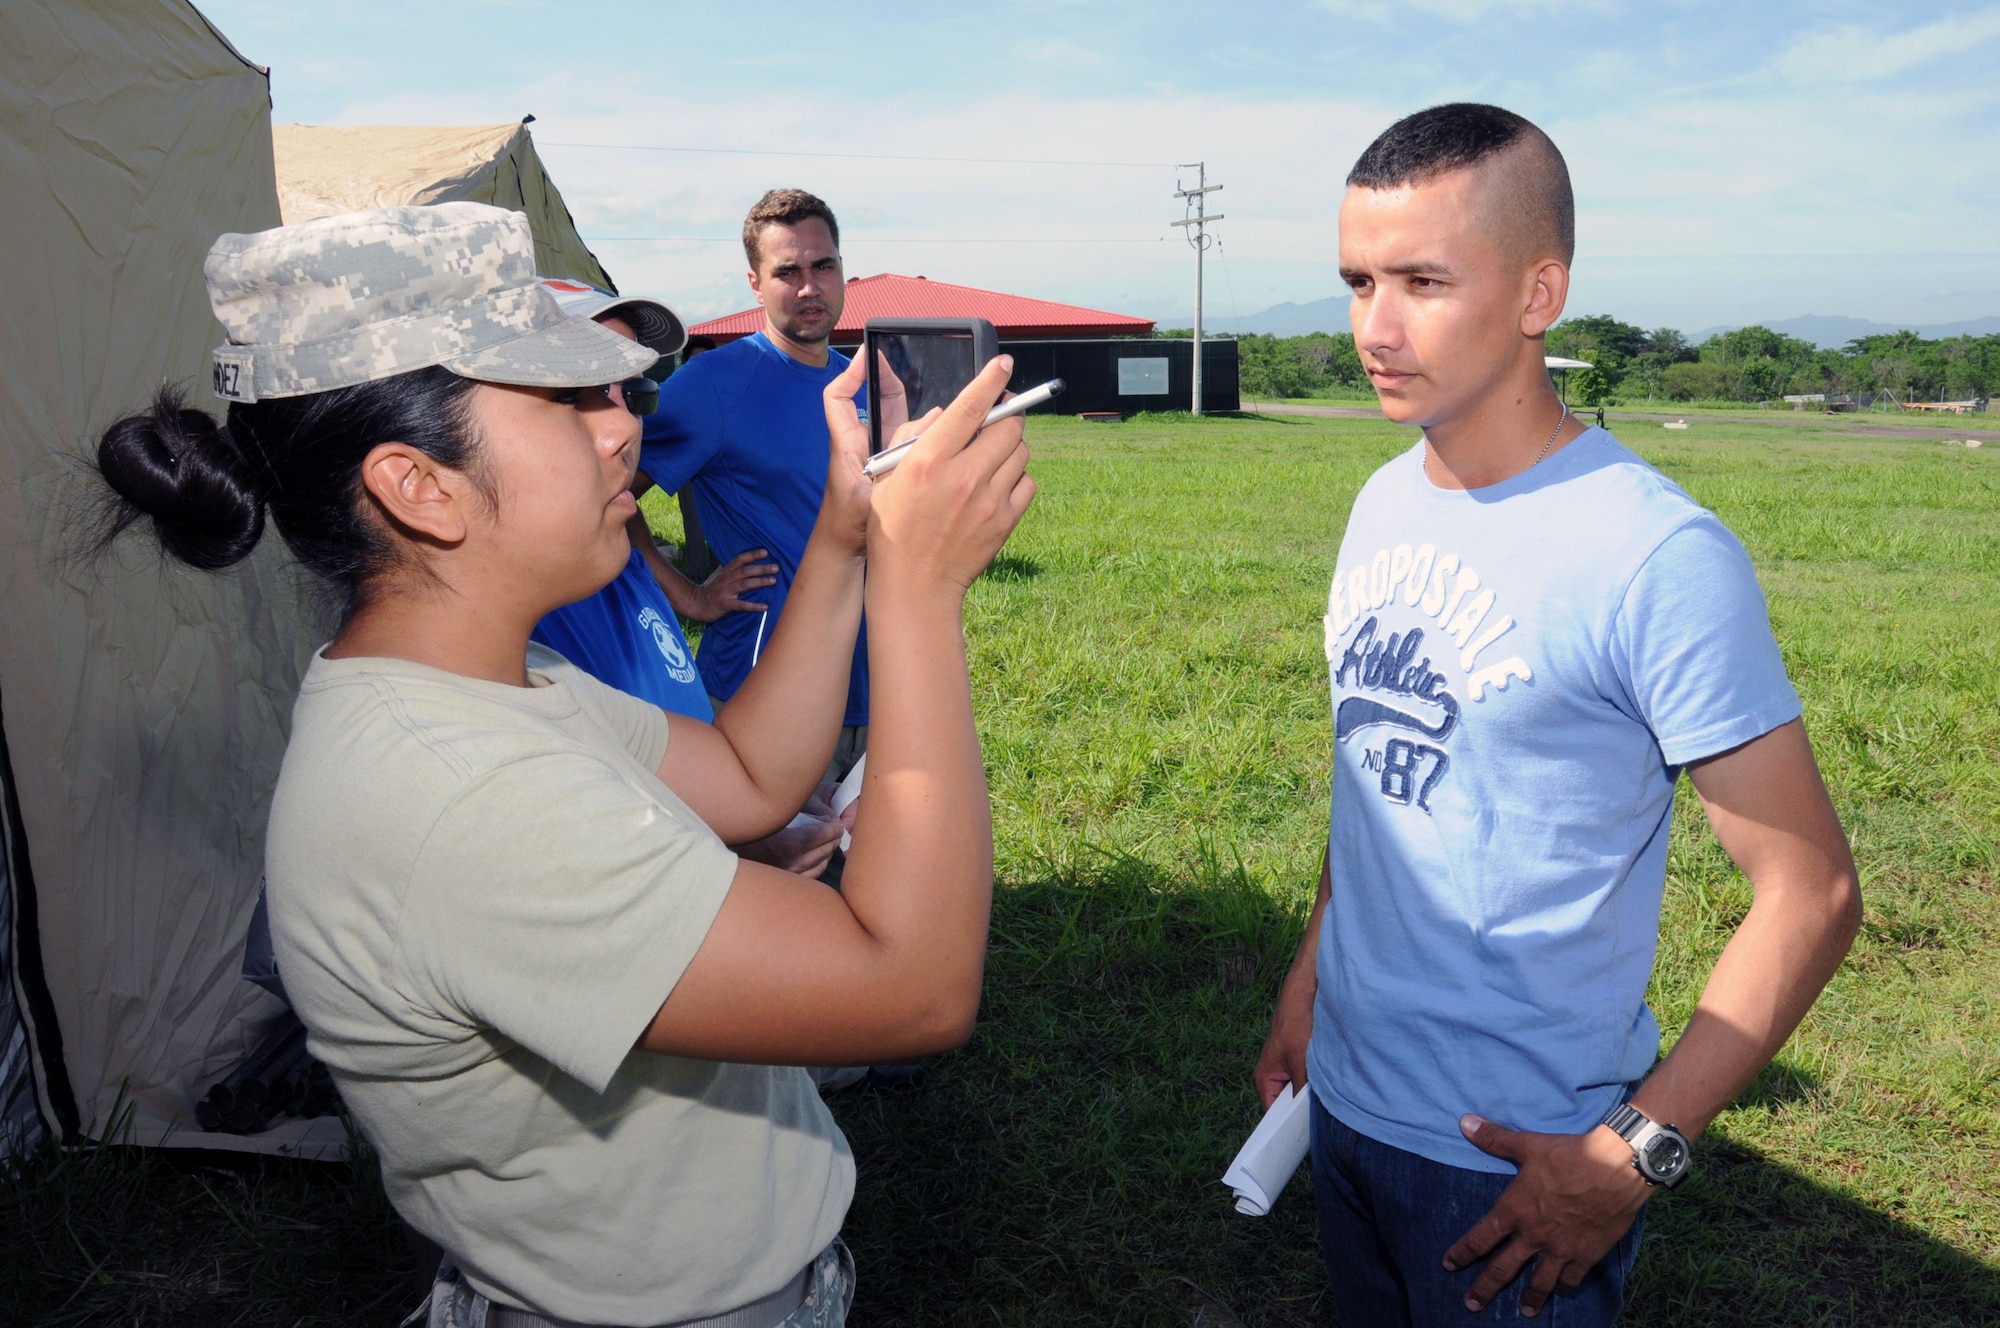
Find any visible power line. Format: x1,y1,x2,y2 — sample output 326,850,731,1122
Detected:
544,141,1173,168
1216,234,1242,324
582,235,1172,245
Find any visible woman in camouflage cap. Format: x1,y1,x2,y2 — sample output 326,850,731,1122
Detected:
97,203,1034,1328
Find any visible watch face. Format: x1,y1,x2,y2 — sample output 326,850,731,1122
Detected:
1644,1133,1688,1177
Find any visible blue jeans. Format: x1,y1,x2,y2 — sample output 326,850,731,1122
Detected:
1310,1095,1643,1327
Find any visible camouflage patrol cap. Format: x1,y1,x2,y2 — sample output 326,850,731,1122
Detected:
204,202,656,404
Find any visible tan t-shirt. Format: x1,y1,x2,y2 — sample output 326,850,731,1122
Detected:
265,645,853,1324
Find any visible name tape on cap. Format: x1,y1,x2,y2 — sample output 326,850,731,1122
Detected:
212,346,257,403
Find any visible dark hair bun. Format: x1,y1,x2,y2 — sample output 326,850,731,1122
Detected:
97,389,266,571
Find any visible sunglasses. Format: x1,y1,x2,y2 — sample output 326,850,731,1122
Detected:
587,377,659,417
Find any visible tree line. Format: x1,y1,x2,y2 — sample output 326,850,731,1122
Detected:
1218,318,2000,406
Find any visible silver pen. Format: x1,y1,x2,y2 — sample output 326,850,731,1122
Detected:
862,378,1065,478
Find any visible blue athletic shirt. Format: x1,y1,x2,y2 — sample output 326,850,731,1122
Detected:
640,332,867,725
532,550,713,722
1308,428,1802,1174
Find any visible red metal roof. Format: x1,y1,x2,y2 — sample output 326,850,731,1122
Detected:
688,273,1155,343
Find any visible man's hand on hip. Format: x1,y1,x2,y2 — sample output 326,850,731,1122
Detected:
1444,1116,1653,1317
685,548,777,621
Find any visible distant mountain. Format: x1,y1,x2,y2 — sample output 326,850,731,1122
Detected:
1169,294,1351,337
1691,314,2000,348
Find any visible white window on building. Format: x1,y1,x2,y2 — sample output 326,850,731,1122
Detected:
1118,357,1171,396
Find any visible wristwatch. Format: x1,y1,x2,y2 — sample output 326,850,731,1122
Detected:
1601,1103,1692,1189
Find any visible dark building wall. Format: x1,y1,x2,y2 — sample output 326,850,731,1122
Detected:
998,338,1239,414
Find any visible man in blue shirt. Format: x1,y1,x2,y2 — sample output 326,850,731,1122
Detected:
1254,104,1861,1326
641,189,874,780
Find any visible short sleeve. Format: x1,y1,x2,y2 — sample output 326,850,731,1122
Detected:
641,360,726,495
400,753,740,1092
528,645,672,770
1609,516,1802,767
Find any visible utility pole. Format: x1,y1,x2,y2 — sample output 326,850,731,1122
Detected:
1173,163,1223,416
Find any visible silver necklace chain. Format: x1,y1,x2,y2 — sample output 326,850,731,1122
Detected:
1533,401,1571,467
1422,401,1572,473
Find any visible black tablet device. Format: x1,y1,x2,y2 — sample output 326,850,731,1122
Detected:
863,317,1000,455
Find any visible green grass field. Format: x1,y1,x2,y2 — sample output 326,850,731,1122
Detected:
5,412,1996,1326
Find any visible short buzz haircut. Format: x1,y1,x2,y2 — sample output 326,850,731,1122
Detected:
1347,103,1575,264
742,188,841,269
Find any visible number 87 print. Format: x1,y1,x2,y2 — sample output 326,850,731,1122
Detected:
1335,694,1457,815
1380,738,1449,813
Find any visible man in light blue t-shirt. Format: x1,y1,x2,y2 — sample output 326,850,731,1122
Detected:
1255,104,1862,1327
642,189,876,781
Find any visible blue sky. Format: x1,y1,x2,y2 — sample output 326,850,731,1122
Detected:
200,1,2000,330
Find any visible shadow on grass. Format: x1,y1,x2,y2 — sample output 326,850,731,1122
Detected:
1221,412,1317,426
4,853,1994,1326
0,1134,416,1327
983,553,1043,583
831,854,2000,1327
1733,1057,1821,1111
832,851,1326,1328
1624,1139,2000,1328
1123,411,1313,427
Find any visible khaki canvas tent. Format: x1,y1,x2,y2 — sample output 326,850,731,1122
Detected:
2,6,621,1162
0,0,338,1157
2,8,626,1161
273,122,617,291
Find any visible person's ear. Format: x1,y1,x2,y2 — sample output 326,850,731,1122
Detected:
1521,258,1570,337
358,442,474,545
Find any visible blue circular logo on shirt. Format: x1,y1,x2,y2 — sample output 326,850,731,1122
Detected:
638,607,698,684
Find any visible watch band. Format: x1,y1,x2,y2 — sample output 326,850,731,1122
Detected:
1601,1102,1692,1189
1602,1102,1648,1139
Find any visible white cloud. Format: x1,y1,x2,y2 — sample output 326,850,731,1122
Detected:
328,77,1390,319
273,5,2000,328
1558,78,2000,259
1772,7,2000,84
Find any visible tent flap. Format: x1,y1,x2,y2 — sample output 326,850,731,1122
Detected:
2,703,63,1153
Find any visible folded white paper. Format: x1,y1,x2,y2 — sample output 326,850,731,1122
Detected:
1221,1083,1312,1216
830,752,866,852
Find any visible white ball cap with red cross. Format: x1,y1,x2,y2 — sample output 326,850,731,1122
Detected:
539,278,687,357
